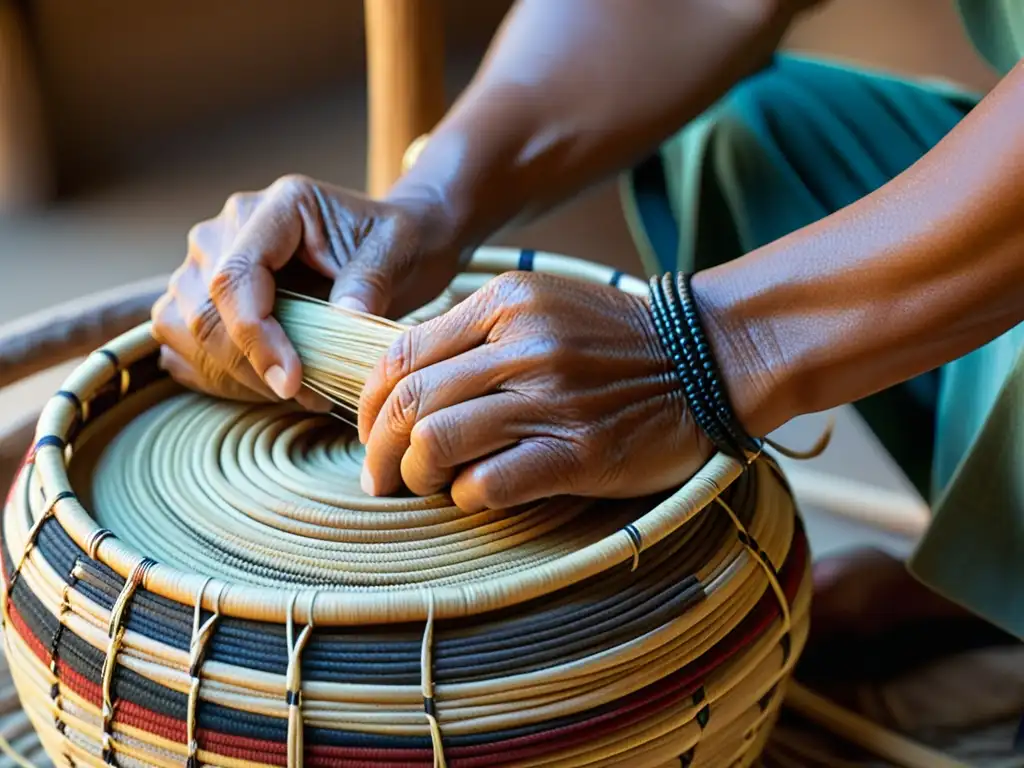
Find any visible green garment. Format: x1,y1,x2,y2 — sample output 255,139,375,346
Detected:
620,37,1024,634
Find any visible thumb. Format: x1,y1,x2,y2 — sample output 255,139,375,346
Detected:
328,218,408,316
329,259,393,317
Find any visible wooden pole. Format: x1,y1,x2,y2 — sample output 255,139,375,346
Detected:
364,0,445,198
0,0,52,212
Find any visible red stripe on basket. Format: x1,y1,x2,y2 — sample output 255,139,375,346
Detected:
4,526,807,767
1,446,36,581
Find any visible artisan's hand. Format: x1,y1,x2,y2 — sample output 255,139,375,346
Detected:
358,272,713,512
151,175,461,407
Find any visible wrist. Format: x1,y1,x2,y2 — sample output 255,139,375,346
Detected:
385,115,522,263
688,268,799,439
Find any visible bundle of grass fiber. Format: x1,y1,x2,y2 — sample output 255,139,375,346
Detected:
2,248,810,767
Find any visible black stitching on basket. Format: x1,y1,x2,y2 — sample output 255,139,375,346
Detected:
424,696,437,718
736,530,782,581
97,349,120,368
35,435,66,453
286,689,301,707
55,390,82,415
758,685,778,712
679,748,695,766
623,524,643,552
609,270,624,287
517,249,535,271
696,704,711,729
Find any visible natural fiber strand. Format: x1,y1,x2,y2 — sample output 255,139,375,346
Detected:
275,291,402,417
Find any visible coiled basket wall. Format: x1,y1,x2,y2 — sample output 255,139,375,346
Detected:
1,249,810,767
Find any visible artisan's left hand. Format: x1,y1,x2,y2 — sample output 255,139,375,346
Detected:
358,271,712,512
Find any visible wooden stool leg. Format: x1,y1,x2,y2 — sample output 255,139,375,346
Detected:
0,0,51,212
364,0,445,198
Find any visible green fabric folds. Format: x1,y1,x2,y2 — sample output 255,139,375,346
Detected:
620,53,1024,638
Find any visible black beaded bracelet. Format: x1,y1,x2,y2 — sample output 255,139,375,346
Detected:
655,274,739,456
647,272,759,461
675,273,761,456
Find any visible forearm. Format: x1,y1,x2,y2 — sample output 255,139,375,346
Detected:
389,0,815,254
698,62,1024,437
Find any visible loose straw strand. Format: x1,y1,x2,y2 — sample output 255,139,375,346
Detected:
186,578,223,768
285,592,317,768
276,290,404,416
101,558,151,764
763,417,835,461
2,488,63,629
716,494,792,644
421,591,447,768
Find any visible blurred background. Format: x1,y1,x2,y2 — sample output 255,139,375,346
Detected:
0,0,1000,557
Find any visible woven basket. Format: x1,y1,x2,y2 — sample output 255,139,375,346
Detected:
1,249,810,767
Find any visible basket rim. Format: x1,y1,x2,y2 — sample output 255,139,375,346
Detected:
22,247,751,625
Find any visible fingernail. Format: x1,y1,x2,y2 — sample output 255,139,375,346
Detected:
265,365,289,399
335,296,369,314
360,465,376,496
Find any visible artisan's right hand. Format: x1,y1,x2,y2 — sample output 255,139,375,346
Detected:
151,175,462,408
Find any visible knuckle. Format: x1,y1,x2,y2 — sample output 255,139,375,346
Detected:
473,465,511,511
187,298,223,346
185,223,216,265
151,295,175,338
411,418,454,465
186,223,203,248
169,262,189,290
386,375,422,429
493,270,535,300
223,191,247,213
233,319,263,361
382,332,417,386
271,173,309,199
208,253,254,305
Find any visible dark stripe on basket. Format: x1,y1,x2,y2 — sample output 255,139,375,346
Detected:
55,390,82,414
83,353,166,427
34,435,66,453
518,249,535,271
96,349,120,368
33,495,751,684
610,270,624,287
6,521,809,757
623,523,643,552
25,473,763,686
737,530,781,580
680,747,695,766
758,685,778,712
